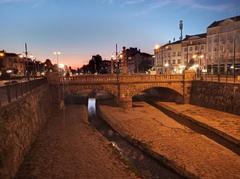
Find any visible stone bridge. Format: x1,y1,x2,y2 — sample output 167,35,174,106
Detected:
48,71,196,108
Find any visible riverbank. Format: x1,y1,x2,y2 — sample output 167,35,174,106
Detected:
150,101,240,149
16,105,138,179
98,102,240,179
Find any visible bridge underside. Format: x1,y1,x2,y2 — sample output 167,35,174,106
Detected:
62,81,191,108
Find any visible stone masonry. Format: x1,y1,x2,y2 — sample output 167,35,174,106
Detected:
51,71,196,108
190,81,240,115
0,84,56,179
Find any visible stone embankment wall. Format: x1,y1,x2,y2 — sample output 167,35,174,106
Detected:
0,84,56,179
190,81,240,115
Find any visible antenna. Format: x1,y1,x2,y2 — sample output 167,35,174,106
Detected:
115,43,118,59
179,20,183,41
25,42,28,57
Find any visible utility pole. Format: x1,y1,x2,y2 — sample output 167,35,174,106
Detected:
25,42,29,78
116,44,119,74
233,36,236,83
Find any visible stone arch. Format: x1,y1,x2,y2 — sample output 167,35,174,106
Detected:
64,84,118,98
128,82,184,99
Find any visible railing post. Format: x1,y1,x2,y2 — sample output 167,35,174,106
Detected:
7,84,11,103
15,84,18,100
21,81,23,96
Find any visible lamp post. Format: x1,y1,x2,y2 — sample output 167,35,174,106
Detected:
193,54,204,77
111,55,114,74
53,51,61,68
164,62,169,74
233,34,237,83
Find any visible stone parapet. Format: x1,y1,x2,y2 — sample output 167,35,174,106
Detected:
0,84,56,179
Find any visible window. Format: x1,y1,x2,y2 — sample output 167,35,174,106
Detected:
178,59,181,64
178,52,181,56
195,46,198,50
184,47,188,52
201,45,204,50
172,52,176,57
208,37,212,44
172,60,176,64
190,47,193,51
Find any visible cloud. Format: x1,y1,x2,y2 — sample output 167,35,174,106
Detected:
0,0,44,8
0,0,33,3
122,0,145,6
99,0,235,14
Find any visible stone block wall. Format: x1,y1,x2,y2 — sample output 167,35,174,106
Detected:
0,84,56,179
190,81,240,115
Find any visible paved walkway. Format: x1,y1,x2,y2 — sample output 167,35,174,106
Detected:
98,102,240,179
16,105,138,179
156,102,240,146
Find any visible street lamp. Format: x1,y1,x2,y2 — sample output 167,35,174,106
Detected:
111,55,115,74
0,52,5,57
164,63,169,73
53,51,61,67
154,44,160,50
58,63,65,69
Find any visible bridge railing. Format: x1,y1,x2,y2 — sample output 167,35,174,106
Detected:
0,78,47,107
196,74,240,84
61,74,185,84
64,74,117,83
118,74,184,82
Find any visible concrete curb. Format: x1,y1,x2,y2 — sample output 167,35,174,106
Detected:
97,106,199,179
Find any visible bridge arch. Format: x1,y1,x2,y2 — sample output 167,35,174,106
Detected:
63,84,118,99
132,87,184,103
126,82,184,99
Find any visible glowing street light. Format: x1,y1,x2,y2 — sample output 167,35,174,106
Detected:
53,51,61,66
29,55,34,59
58,63,65,69
154,44,160,50
53,51,61,56
19,54,24,58
6,70,13,74
0,52,5,57
192,54,197,59
164,63,169,67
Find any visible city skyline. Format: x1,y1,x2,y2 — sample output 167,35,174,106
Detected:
0,0,239,68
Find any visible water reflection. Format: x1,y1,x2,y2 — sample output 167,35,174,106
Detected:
88,98,96,116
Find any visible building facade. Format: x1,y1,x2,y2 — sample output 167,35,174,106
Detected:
124,47,153,74
0,50,25,77
206,16,240,74
154,16,240,75
154,40,183,74
182,33,207,71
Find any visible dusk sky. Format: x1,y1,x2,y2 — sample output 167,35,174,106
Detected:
0,0,240,68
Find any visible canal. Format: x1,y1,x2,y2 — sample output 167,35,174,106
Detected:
86,97,183,179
